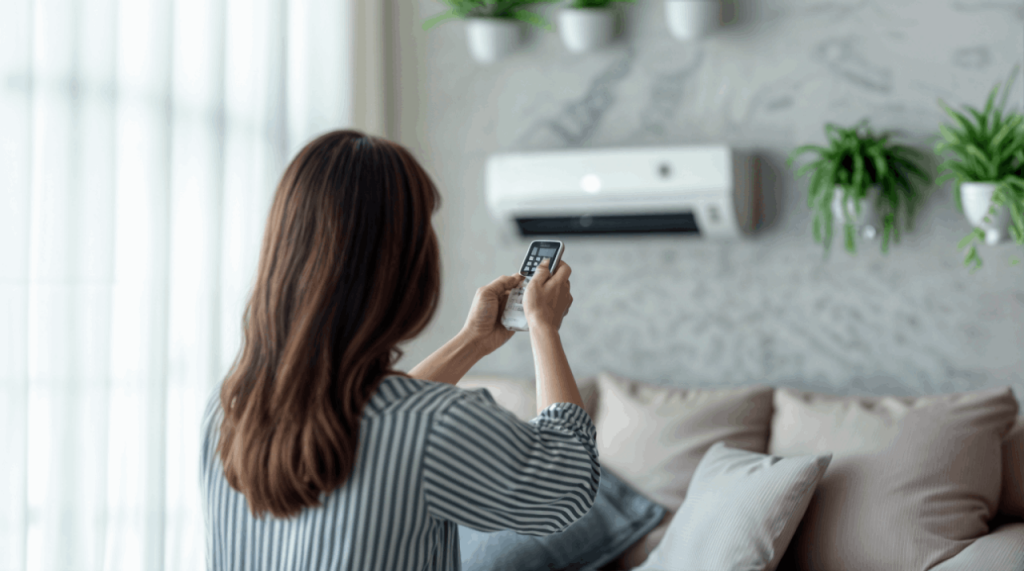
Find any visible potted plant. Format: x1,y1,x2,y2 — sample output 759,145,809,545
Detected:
558,0,634,54
424,0,558,64
788,121,929,254
935,72,1024,269
665,1,720,41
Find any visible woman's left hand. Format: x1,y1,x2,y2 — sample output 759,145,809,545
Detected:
460,274,524,356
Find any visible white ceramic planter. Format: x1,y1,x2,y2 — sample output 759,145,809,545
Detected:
961,182,1011,245
665,0,720,41
558,8,616,53
831,185,882,240
466,18,522,64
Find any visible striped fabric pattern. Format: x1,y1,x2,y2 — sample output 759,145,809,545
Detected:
200,375,600,571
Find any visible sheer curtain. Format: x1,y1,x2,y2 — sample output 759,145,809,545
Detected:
0,1,386,570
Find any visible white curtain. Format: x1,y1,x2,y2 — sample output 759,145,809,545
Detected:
0,1,386,570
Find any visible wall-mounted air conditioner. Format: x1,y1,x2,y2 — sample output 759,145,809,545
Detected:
485,145,756,238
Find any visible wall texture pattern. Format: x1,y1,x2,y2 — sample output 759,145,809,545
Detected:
390,0,1024,401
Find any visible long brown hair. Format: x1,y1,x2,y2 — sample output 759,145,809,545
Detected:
218,130,441,518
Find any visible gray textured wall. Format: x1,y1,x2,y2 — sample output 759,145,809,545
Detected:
390,0,1024,401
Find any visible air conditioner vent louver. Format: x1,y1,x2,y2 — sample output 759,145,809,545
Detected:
516,213,700,236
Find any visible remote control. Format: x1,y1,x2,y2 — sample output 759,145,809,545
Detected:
501,240,565,332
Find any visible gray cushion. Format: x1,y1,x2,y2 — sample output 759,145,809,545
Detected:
459,467,666,571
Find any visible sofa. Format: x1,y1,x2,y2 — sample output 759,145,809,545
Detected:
458,372,1024,571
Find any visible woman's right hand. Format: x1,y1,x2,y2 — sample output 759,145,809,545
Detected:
524,258,573,331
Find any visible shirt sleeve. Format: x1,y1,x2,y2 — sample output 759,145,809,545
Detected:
422,388,601,536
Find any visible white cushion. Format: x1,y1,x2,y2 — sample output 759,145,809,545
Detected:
635,442,831,571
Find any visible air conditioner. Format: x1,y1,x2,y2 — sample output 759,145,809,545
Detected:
485,145,756,238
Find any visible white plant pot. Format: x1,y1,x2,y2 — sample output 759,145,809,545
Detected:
558,8,617,53
831,185,882,240
665,0,720,41
961,182,1011,245
466,18,522,64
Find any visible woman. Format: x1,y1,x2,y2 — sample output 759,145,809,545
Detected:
200,130,600,571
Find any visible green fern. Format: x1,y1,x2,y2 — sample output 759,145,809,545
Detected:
788,121,929,255
423,0,561,30
935,67,1024,269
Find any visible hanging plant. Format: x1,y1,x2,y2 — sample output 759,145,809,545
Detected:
935,70,1024,270
665,0,721,41
424,0,559,64
423,0,559,30
788,121,929,255
558,0,634,54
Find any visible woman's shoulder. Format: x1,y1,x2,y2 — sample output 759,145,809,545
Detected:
368,375,505,420
366,375,471,417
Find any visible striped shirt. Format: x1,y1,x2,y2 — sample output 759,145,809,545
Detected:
200,375,601,571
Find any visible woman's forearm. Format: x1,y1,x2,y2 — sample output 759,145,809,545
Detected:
529,325,585,413
407,332,486,385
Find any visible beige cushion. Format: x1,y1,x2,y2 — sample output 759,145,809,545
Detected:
457,375,599,422
595,373,774,509
636,443,832,571
1002,417,1024,518
770,387,1019,571
593,373,774,568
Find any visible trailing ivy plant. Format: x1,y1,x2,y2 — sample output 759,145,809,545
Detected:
935,70,1024,270
423,0,560,30
568,0,635,8
788,121,929,254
